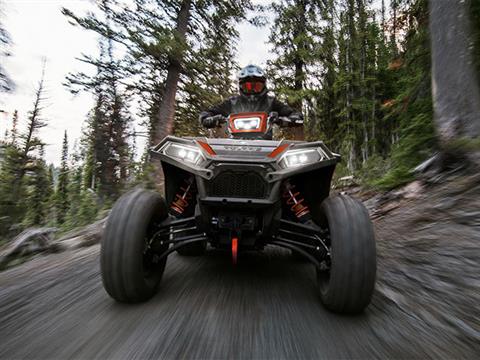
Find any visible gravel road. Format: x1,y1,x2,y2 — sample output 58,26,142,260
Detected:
1,176,479,359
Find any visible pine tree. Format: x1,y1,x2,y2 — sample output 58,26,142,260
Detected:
0,64,47,234
55,131,69,225
312,0,338,147
67,37,132,200
376,0,435,188
78,188,99,225
24,146,52,226
65,165,83,228
267,0,326,140
63,0,257,185
175,5,240,138
45,164,56,225
0,142,24,236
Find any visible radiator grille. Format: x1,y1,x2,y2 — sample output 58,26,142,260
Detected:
209,171,267,199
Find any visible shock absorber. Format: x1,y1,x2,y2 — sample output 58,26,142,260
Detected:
170,175,195,217
282,180,311,223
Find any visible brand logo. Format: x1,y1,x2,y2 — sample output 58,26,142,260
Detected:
223,145,262,152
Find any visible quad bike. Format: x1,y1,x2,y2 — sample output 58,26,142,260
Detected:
100,112,376,314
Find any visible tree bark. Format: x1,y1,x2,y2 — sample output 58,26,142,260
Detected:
152,0,192,187
429,0,480,166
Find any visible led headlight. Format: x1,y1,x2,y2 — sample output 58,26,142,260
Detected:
233,117,261,130
163,143,204,165
278,148,323,168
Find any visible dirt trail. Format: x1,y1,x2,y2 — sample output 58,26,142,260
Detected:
0,175,479,359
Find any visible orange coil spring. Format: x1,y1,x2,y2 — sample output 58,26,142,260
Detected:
170,177,194,215
283,183,310,219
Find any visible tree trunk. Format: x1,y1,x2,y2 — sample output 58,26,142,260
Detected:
429,0,480,167
152,0,192,187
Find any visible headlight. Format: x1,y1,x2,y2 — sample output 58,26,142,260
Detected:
163,143,204,165
233,117,261,130
278,148,323,168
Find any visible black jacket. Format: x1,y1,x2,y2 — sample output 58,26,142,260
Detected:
199,93,302,126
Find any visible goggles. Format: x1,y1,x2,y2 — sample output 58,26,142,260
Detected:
240,80,265,95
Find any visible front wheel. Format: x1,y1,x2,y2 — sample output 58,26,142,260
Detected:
315,195,376,314
100,189,168,303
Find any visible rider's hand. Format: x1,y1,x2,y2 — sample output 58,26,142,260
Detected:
268,111,279,124
202,115,224,128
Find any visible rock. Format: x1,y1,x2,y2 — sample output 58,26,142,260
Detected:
396,180,424,200
0,227,58,270
56,218,106,249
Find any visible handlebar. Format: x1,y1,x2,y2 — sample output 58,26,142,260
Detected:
207,112,303,128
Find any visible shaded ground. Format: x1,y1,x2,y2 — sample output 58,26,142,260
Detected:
0,175,479,359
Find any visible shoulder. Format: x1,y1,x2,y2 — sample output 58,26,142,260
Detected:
266,93,280,103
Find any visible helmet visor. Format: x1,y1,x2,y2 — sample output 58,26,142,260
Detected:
240,80,265,95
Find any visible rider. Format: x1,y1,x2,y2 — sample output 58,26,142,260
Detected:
199,64,303,128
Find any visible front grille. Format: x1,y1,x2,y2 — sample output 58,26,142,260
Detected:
209,171,267,199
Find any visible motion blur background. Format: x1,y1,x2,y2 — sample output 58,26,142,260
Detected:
0,0,479,358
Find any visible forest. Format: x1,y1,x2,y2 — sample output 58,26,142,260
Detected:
0,0,479,240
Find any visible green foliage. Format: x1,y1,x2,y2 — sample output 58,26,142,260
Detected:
267,0,435,189
0,144,26,236
77,189,99,226
267,0,325,105
0,67,48,237
174,9,239,137
376,0,435,189
23,153,53,226
68,38,132,201
356,154,390,187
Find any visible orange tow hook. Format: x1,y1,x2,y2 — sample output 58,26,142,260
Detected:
232,237,238,265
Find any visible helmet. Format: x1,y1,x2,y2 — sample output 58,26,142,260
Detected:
237,65,267,97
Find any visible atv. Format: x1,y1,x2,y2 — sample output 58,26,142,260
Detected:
100,112,376,314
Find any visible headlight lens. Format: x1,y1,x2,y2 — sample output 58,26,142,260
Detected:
278,149,322,168
233,117,261,130
163,143,204,165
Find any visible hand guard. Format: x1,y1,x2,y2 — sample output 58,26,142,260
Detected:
288,113,304,125
278,113,304,127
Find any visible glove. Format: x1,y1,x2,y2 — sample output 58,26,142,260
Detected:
268,112,279,124
202,114,224,128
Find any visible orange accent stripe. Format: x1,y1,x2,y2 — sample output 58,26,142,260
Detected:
232,237,238,265
268,143,289,158
197,140,216,155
